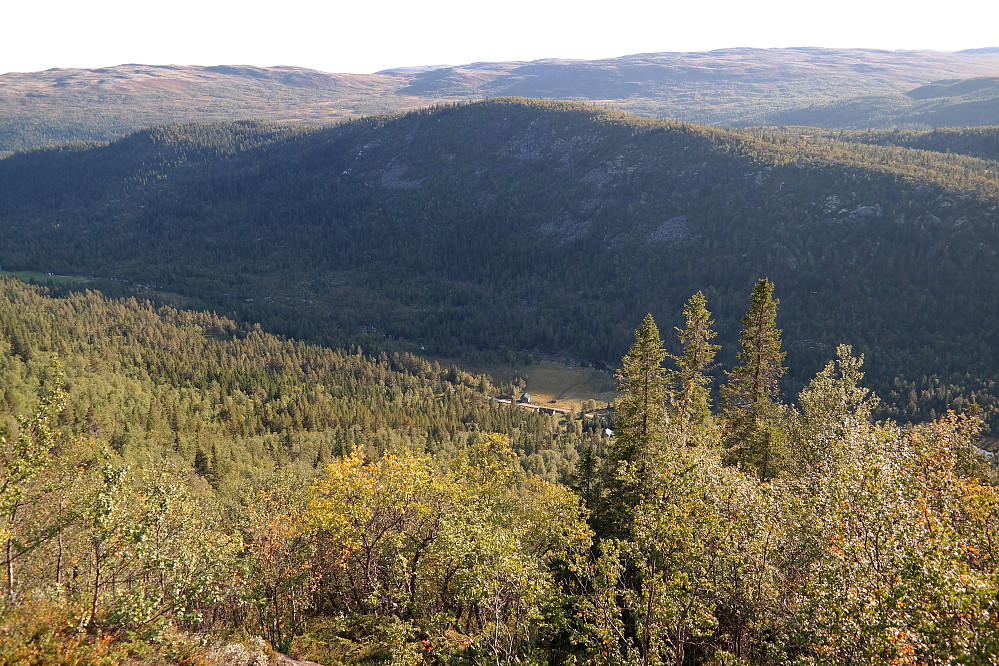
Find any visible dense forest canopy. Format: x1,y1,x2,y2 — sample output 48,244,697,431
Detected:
1,278,997,665
2,99,999,427
763,125,999,162
0,278,598,485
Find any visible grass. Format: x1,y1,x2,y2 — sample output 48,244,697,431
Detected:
0,270,90,287
446,357,617,411
517,360,617,409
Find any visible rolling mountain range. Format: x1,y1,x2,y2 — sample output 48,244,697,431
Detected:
2,98,999,424
3,47,999,155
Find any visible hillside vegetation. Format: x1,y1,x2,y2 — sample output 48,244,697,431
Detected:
3,99,999,426
0,278,594,484
2,278,998,664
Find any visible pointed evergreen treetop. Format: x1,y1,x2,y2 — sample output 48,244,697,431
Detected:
614,314,669,463
722,279,788,479
724,279,785,412
596,314,669,535
670,291,719,443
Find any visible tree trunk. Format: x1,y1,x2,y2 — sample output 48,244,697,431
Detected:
89,540,102,632
7,503,18,602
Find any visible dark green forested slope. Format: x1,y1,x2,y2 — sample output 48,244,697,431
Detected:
0,278,597,486
768,125,999,162
842,125,999,162
2,99,999,424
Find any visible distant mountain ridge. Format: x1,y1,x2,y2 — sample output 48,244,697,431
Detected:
3,47,999,155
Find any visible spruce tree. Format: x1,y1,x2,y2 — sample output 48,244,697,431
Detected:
598,314,669,534
722,279,788,479
669,291,719,446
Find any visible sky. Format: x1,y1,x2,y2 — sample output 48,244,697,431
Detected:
4,0,998,75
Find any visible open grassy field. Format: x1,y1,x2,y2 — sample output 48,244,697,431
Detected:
0,270,91,287
516,361,617,409
448,357,618,411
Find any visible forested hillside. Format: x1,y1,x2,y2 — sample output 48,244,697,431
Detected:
0,278,594,484
3,99,999,426
766,125,999,162
3,48,999,154
839,125,999,161
3,278,998,664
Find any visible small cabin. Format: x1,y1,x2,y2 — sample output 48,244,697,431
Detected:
519,392,531,404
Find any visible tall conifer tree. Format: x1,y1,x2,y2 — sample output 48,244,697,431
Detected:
669,291,719,446
598,314,668,535
722,279,788,478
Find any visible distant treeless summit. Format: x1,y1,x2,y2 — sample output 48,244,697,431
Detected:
2,48,999,155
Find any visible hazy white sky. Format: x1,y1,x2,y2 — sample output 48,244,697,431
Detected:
3,0,997,75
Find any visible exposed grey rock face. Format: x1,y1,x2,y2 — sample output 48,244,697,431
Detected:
381,162,423,189
647,215,690,244
847,204,882,220
538,214,591,243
